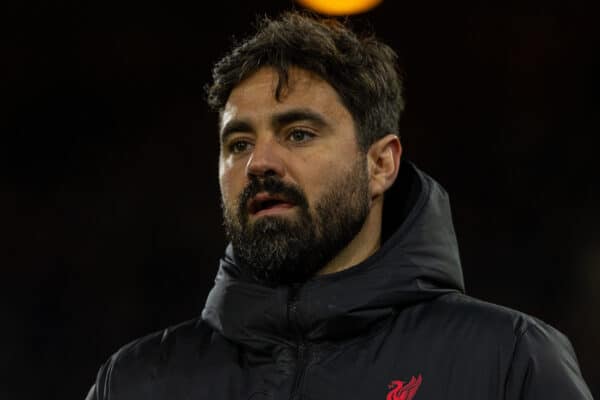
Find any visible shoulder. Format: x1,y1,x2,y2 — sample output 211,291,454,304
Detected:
430,292,567,340
402,292,578,362
426,293,592,398
407,293,592,397
110,317,213,368
91,317,224,400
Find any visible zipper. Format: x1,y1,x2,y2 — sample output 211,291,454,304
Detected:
290,339,310,400
288,287,311,400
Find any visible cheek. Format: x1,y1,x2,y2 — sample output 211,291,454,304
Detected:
299,160,338,204
219,173,234,204
219,159,245,203
218,160,232,199
306,156,363,203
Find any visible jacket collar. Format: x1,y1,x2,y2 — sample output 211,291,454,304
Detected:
202,161,465,353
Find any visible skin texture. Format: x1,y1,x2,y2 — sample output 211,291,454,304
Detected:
218,66,402,276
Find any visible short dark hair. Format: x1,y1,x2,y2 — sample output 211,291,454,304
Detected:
205,11,404,151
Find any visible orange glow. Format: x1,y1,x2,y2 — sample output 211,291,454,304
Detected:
296,0,383,15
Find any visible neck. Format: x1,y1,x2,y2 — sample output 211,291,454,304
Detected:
317,196,383,275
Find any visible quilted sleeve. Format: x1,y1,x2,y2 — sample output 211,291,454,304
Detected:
504,321,593,399
84,357,111,400
85,384,98,400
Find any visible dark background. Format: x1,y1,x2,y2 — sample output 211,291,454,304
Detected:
2,1,599,398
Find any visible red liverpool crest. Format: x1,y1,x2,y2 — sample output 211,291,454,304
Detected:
386,374,422,400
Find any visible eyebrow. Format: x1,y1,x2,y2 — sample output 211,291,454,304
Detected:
220,108,330,143
220,119,253,144
271,109,329,130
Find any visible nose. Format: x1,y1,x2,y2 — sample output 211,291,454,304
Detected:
245,139,286,179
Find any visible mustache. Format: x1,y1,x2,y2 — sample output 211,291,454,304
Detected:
239,175,309,215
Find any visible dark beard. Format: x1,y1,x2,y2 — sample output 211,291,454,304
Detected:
222,157,370,287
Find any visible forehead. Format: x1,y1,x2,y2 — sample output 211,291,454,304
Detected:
220,67,351,131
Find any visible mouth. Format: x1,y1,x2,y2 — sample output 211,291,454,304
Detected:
248,192,297,217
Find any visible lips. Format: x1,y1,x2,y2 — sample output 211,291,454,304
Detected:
248,192,296,216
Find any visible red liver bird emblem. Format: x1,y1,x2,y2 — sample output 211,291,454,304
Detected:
386,374,422,400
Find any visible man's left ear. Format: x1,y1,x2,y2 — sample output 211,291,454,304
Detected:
367,134,402,198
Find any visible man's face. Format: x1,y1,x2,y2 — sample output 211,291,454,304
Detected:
218,67,371,285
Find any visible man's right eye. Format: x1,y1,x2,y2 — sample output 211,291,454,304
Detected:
228,140,251,154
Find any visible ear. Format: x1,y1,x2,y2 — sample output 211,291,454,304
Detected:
367,134,402,199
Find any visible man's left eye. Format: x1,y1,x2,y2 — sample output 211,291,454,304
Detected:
288,129,314,143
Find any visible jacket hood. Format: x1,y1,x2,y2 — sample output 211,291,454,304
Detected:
202,161,465,353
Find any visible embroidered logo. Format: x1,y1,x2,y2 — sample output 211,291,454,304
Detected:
386,374,422,400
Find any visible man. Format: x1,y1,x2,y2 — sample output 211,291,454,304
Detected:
86,11,592,400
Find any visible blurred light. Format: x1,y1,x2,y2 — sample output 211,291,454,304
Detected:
296,0,383,16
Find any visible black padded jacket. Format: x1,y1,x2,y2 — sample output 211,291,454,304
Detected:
86,161,593,400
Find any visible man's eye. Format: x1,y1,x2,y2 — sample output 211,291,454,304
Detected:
228,140,251,154
288,129,314,143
